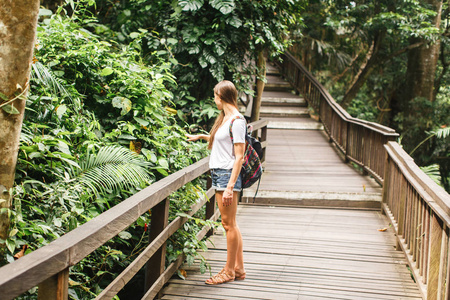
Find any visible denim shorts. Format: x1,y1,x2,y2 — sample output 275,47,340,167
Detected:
210,169,242,192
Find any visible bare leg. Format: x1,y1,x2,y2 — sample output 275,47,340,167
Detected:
232,193,245,276
208,191,244,279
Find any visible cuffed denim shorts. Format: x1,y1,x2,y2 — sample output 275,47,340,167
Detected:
210,168,242,192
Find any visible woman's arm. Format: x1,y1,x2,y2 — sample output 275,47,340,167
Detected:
222,142,245,206
185,133,210,142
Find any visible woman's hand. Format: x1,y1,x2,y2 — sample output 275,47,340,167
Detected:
222,187,233,206
185,133,209,142
185,134,201,142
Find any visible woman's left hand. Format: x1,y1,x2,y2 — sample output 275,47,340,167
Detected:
222,188,233,206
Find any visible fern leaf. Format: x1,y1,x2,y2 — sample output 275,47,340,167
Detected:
420,164,442,186
31,62,72,101
435,127,450,139
70,145,152,196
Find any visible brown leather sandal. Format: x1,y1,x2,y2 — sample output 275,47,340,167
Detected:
235,270,246,281
205,270,235,285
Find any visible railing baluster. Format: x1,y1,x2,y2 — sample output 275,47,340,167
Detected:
144,197,170,294
206,177,216,234
445,236,450,299
427,212,444,299
423,207,430,284
437,226,449,299
418,199,426,272
37,268,69,300
396,176,406,250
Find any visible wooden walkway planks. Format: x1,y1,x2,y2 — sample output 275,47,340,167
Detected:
240,66,383,207
261,129,381,193
243,86,383,207
161,205,421,300
243,128,383,208
159,65,420,299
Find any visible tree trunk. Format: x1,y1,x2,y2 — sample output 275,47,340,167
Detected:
0,0,40,242
340,32,384,109
250,50,266,123
396,0,442,163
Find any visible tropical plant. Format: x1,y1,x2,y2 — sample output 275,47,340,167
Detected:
2,6,212,299
292,0,450,191
93,0,305,129
420,164,442,185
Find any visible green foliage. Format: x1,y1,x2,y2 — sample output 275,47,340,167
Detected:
420,164,442,186
69,146,153,197
294,0,449,191
94,0,305,129
3,7,212,299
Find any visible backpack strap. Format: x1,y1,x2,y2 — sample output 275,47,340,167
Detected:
229,115,246,143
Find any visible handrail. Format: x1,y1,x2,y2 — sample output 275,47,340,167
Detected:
382,142,450,299
276,51,450,300
275,51,398,184
0,120,269,300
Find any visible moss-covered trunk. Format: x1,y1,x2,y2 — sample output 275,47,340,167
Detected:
397,0,442,160
0,0,40,242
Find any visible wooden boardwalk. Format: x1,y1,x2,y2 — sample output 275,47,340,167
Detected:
242,129,383,208
161,205,421,299
241,64,382,208
160,68,421,299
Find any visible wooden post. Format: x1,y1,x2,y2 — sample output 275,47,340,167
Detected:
427,213,443,300
361,128,368,176
37,268,69,300
344,121,350,163
144,198,170,293
205,177,216,234
381,151,390,215
251,50,266,123
260,125,267,163
396,176,407,251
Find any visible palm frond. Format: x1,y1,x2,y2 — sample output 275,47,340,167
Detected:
31,62,73,102
420,164,442,186
411,126,449,155
70,145,153,196
435,127,450,139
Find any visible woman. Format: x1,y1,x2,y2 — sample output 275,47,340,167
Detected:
186,80,246,285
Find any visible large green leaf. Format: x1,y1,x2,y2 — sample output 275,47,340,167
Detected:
112,96,132,115
210,0,235,14
420,164,442,186
178,0,204,11
69,146,152,196
2,104,20,114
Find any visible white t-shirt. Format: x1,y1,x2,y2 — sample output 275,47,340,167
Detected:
209,113,246,169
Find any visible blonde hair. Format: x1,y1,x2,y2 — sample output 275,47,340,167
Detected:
208,80,238,150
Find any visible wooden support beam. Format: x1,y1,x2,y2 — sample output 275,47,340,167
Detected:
37,268,69,300
145,198,170,294
205,177,216,235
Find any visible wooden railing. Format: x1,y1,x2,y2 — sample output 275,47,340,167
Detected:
276,52,398,184
276,51,450,299
0,120,268,300
382,142,450,299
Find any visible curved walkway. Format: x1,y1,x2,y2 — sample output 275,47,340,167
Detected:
159,67,421,299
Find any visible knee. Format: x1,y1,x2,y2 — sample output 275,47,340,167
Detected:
221,220,235,232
